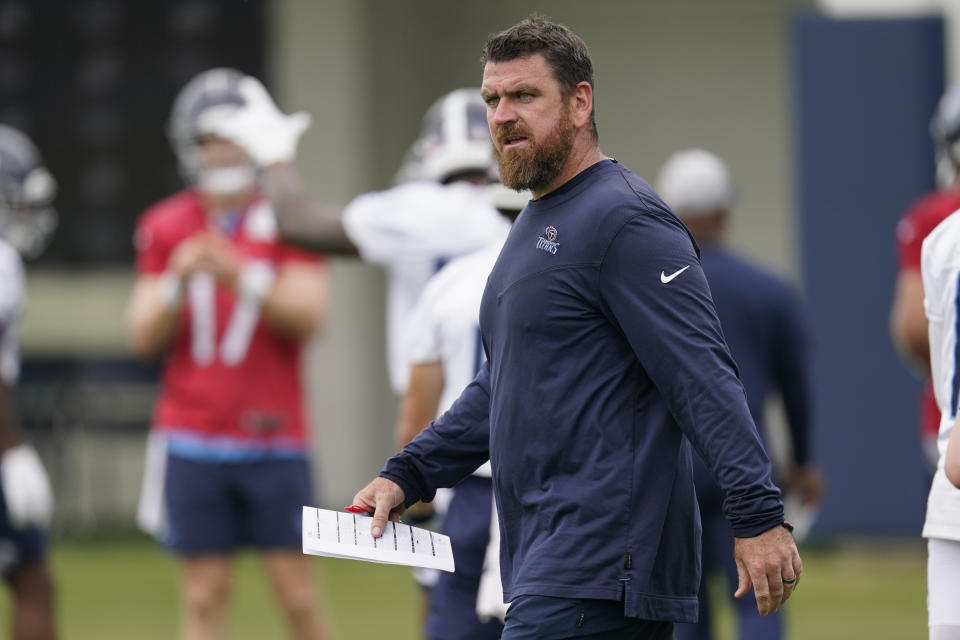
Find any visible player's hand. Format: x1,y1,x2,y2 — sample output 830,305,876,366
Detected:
785,464,826,507
351,477,406,538
403,500,436,525
205,77,311,167
168,234,211,281
0,444,54,530
733,524,802,616
196,233,242,288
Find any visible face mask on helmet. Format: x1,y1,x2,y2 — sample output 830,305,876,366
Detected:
0,126,58,259
168,68,261,194
395,88,493,184
196,164,258,196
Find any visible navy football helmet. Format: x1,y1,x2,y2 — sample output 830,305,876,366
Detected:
0,125,57,259
168,67,254,186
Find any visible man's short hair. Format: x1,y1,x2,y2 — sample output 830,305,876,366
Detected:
481,15,597,139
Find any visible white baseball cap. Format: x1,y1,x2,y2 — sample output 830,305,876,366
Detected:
655,148,736,218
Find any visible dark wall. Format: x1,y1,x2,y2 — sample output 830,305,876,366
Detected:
2,0,268,265
794,14,944,535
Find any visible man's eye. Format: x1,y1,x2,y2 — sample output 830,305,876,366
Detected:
485,97,499,107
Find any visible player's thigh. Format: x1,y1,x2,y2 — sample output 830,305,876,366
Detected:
234,457,313,549
164,455,237,553
928,538,960,632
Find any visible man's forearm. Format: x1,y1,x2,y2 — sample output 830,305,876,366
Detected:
258,262,328,340
127,276,182,358
0,383,21,452
263,165,359,255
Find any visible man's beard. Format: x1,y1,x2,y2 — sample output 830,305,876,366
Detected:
494,109,575,192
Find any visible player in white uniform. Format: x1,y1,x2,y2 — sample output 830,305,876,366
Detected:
397,183,527,639
921,207,960,640
0,124,57,640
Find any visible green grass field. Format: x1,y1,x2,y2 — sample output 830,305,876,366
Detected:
0,537,928,639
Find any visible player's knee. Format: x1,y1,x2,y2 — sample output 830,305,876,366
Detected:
275,582,318,620
183,577,230,618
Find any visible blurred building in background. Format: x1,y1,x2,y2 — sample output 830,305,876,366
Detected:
10,0,960,536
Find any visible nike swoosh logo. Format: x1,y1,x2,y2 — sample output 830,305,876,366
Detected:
660,265,690,284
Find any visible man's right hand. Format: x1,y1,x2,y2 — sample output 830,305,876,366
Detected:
351,477,406,538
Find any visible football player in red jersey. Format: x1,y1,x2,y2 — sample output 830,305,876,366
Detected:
126,69,331,640
892,86,960,471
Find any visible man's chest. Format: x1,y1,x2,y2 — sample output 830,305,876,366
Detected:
481,215,605,345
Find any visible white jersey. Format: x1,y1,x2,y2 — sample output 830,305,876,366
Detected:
921,207,960,540
342,180,510,394
404,241,506,477
0,240,24,386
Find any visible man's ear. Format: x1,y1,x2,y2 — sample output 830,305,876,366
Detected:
571,81,593,130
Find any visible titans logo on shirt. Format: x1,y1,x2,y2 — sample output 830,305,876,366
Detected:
536,225,560,255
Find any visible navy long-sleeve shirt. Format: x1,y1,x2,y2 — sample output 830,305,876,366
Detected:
382,160,783,623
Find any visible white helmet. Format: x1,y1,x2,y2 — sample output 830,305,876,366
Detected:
931,86,960,189
395,88,493,184
655,148,736,218
487,182,530,213
0,125,57,259
167,67,260,189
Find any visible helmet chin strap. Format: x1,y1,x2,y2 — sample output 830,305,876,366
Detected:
197,165,257,196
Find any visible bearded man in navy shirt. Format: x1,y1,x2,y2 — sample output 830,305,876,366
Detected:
352,16,802,639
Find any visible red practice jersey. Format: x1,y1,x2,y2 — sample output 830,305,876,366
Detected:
134,190,322,460
897,189,960,441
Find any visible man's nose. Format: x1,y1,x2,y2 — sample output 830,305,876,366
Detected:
491,99,518,125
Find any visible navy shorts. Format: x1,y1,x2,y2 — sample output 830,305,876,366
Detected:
503,595,675,640
0,477,47,577
164,454,313,555
426,475,503,640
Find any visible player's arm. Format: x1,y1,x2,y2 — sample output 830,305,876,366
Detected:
126,234,208,358
774,289,825,508
126,275,182,358
357,363,493,538
259,259,328,340
392,361,444,521
200,77,359,256
890,267,930,370
262,165,358,255
946,421,960,488
0,379,20,451
394,361,444,451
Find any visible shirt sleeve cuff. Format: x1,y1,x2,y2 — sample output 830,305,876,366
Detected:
380,455,432,508
729,507,786,538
